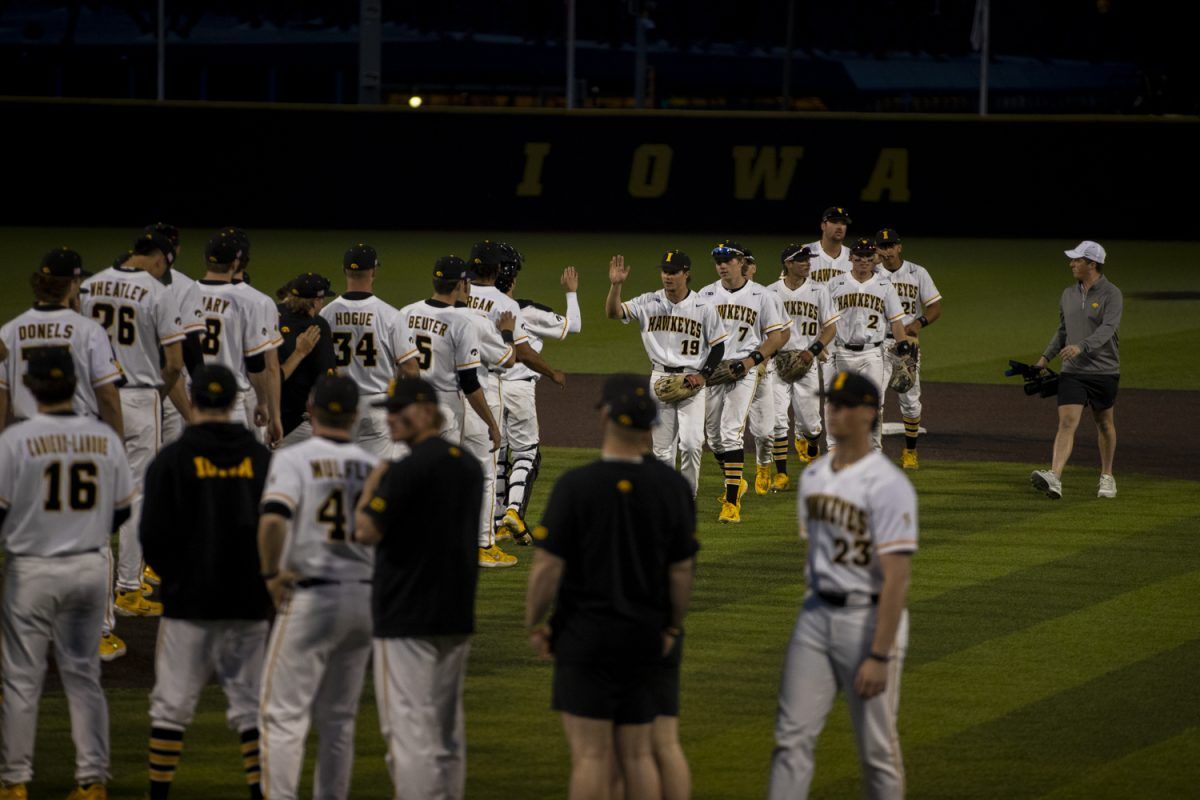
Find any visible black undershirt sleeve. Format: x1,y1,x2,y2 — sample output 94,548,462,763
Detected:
245,353,266,373
112,505,132,533
458,368,481,394
262,501,293,519
0,508,7,529
182,331,204,376
700,342,726,377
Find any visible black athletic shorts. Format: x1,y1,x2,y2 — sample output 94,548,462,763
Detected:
1058,373,1119,410
652,634,683,717
552,660,656,725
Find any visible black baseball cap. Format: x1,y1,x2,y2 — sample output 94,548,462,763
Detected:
144,222,180,247
469,240,505,266
659,250,691,272
596,374,657,430
39,247,83,278
190,364,238,409
205,230,245,266
875,228,901,246
780,243,815,263
433,255,477,281
311,375,359,416
849,237,877,257
827,370,879,408
372,376,438,411
711,239,747,262
344,242,379,272
822,206,852,224
24,346,75,382
222,227,251,262
132,231,177,267
288,272,337,299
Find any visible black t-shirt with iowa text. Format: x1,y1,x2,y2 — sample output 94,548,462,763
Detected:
536,456,699,665
277,305,336,435
362,436,483,638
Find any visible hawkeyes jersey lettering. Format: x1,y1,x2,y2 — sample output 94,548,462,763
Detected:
81,267,185,388
395,299,483,393
697,280,787,359
768,279,839,352
826,273,904,347
875,261,942,322
622,289,727,370
803,240,851,285
319,294,407,395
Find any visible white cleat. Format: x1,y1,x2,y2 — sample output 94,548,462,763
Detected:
1097,474,1117,499
1030,469,1062,499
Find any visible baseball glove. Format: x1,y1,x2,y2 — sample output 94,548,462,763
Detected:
706,359,747,386
887,344,919,393
774,350,814,383
654,374,701,404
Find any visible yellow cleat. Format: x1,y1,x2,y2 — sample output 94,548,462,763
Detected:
771,473,790,492
0,784,28,800
66,784,107,800
478,545,518,568
140,581,154,597
718,478,749,506
98,633,126,662
754,465,770,495
494,527,512,543
142,565,161,586
796,440,818,466
115,589,162,618
718,501,741,524
901,449,919,470
501,508,532,545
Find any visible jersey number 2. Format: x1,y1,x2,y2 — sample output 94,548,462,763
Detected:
43,461,99,511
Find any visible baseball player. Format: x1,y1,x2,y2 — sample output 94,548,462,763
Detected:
319,243,410,458
0,347,134,800
81,232,189,661
256,376,379,800
139,364,273,800
875,229,943,470
760,245,840,488
495,261,581,537
699,240,790,524
225,228,284,445
743,251,787,497
146,223,203,447
824,238,911,452
605,251,726,497
0,248,124,439
768,370,917,800
804,207,853,285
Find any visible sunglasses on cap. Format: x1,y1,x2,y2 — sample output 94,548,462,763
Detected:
711,246,744,263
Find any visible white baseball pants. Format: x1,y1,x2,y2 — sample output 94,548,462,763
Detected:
279,419,314,448
649,370,707,497
374,635,471,800
499,378,540,517
161,394,186,445
749,364,776,466
774,361,824,440
260,582,373,800
115,387,160,593
437,388,465,448
1,550,109,785
881,341,923,420
768,598,909,800
826,346,886,451
355,396,393,459
705,369,759,454
461,380,501,548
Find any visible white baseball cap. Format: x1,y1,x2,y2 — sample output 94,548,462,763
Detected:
1064,240,1106,264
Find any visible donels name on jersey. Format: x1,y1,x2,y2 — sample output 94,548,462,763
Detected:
85,281,151,303
716,304,759,325
308,458,373,481
805,493,867,537
16,322,75,341
24,432,111,457
834,294,886,314
333,311,376,326
784,300,820,319
646,315,704,337
405,314,450,337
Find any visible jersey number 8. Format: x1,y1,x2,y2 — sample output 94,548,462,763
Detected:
332,332,379,368
201,318,223,356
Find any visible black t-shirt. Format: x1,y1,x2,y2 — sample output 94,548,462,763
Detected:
277,305,336,434
362,436,484,638
537,456,699,665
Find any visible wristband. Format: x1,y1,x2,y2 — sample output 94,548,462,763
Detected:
500,329,515,345
261,571,279,580
699,365,714,379
916,315,930,328
808,341,825,356
867,651,891,663
749,351,765,365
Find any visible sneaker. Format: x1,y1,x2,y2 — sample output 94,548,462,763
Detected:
1097,474,1117,498
98,633,126,662
115,589,163,617
1030,469,1062,499
901,449,919,470
718,501,741,524
0,784,28,800
501,509,532,545
771,473,790,492
66,784,107,800
754,465,771,495
478,546,518,568
142,565,161,586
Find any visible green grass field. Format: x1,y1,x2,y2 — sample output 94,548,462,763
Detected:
3,228,1199,797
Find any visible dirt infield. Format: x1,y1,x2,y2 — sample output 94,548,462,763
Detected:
73,377,1196,690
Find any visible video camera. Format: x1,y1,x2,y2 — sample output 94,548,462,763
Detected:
1004,360,1059,398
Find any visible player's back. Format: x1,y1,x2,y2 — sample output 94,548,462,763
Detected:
396,299,480,392
465,285,528,345
320,293,404,394
81,265,185,387
263,436,380,581
165,269,206,336
0,413,133,556
234,280,283,350
195,281,274,391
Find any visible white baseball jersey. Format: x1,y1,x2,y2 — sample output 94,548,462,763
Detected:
504,293,581,382
697,279,788,360
0,307,123,420
195,280,275,391
621,289,727,369
234,281,284,352
165,269,206,336
459,305,514,387
803,241,851,285
260,436,379,582
826,272,905,346
463,285,529,371
799,451,917,595
875,261,942,323
0,413,134,556
80,266,185,388
319,293,407,395
768,279,840,352
395,299,482,393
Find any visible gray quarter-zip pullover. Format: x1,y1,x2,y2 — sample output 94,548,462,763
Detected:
1043,275,1122,374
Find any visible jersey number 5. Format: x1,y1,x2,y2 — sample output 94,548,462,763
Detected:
415,335,433,369
43,461,99,511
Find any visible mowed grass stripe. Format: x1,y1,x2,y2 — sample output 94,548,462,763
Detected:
1037,725,1200,800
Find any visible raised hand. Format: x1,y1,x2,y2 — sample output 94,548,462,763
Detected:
609,255,629,286
561,265,579,292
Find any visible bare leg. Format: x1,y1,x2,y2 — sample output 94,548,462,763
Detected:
563,713,616,800
615,722,661,800
1050,405,1084,475
652,716,691,800
1093,406,1116,475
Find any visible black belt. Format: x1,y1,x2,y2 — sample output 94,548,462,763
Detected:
841,342,882,352
295,577,372,589
817,590,879,607
653,365,687,373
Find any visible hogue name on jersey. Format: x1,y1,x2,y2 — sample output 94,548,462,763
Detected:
17,322,75,341
784,300,819,319
309,458,373,481
465,296,495,314
202,296,232,315
24,433,110,457
716,304,759,325
834,294,886,314
647,315,704,337
86,281,150,303
405,314,449,337
806,493,867,537
333,311,376,326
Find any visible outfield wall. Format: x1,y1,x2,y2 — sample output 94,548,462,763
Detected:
8,98,1198,237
